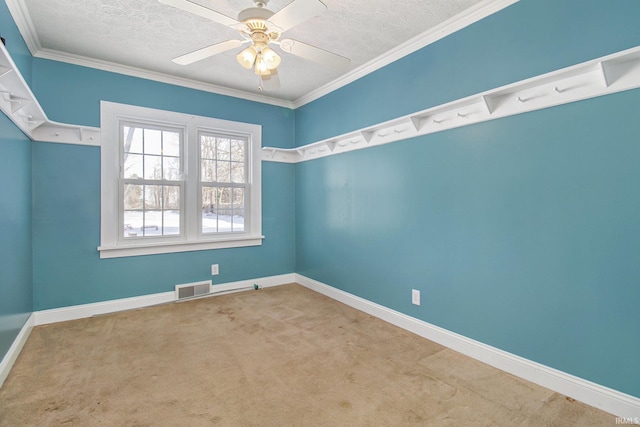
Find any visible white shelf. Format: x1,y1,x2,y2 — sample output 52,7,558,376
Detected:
3,41,639,153
0,42,100,146
262,45,640,163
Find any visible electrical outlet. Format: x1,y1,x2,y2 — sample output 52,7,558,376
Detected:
412,289,420,306
211,264,219,275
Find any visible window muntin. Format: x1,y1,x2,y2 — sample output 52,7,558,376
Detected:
200,133,247,234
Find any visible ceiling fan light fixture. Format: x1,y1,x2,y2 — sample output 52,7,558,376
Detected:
237,46,258,69
164,0,347,91
261,47,281,70
254,53,272,75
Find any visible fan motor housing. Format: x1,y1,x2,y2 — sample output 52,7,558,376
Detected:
238,7,274,23
250,31,269,47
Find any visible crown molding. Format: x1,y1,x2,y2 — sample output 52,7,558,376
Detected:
33,48,294,108
4,0,517,110
4,0,41,54
4,0,291,108
291,0,520,108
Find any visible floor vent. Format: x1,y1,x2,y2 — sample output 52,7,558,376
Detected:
175,280,213,301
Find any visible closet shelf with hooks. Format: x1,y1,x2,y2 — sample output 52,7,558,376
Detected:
262,45,640,163
0,42,100,146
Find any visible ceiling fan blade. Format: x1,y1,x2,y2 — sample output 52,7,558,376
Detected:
158,0,241,28
267,0,326,33
173,39,246,65
279,39,350,70
260,69,281,91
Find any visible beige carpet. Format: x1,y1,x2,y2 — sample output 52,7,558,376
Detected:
0,284,614,426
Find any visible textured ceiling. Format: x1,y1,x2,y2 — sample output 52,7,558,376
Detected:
13,0,485,105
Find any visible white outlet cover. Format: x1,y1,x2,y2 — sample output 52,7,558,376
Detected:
211,264,219,275
412,289,420,306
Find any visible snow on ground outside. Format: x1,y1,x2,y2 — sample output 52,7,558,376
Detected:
124,211,244,237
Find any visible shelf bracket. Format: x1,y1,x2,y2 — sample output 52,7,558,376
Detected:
481,95,495,115
361,130,375,143
409,116,421,131
598,61,611,88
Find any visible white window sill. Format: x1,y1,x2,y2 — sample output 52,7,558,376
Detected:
98,235,264,259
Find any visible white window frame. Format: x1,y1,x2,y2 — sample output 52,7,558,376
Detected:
99,101,262,258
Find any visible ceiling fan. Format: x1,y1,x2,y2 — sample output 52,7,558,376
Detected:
159,0,351,90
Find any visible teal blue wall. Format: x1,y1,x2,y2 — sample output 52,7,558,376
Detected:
295,0,640,398
30,60,296,310
0,0,33,365
0,113,33,360
295,0,640,145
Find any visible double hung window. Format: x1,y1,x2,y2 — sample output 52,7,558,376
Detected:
99,102,262,258
122,123,183,238
200,132,247,234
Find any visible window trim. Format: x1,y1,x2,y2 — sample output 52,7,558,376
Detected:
99,101,263,259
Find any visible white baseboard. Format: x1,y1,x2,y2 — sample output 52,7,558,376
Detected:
34,273,296,326
210,273,296,293
34,291,175,325
0,313,34,388
295,273,640,421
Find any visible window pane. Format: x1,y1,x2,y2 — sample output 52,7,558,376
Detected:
217,138,231,160
124,184,143,209
163,156,180,181
163,131,180,156
164,185,180,210
144,129,162,155
218,187,232,232
123,154,143,179
123,126,143,154
218,214,232,232
218,187,231,205
202,187,217,212
231,161,244,183
201,159,215,182
144,185,162,209
201,135,215,159
232,187,244,206
232,188,245,232
124,210,141,237
216,161,230,183
144,155,162,180
230,139,245,162
202,187,218,233
232,209,245,232
143,211,162,236
163,210,180,235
